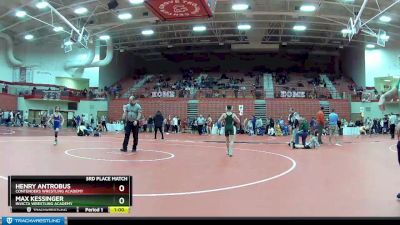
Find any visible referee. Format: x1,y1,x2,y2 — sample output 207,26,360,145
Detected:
121,96,142,152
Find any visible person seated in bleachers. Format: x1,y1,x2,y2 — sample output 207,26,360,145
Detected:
275,124,282,136
281,124,289,136
268,125,275,136
246,120,254,136
256,118,263,135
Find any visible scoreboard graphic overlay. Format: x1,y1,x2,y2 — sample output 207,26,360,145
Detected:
8,176,132,214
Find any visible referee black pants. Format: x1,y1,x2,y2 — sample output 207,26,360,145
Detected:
390,124,395,139
122,121,139,151
154,126,163,139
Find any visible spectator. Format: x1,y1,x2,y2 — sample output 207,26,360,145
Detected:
206,115,213,135
316,107,325,144
147,116,154,133
154,111,164,139
141,116,147,132
246,119,254,136
256,118,263,135
295,118,309,146
165,115,171,133
328,109,341,146
389,113,397,139
251,116,257,135
177,116,181,133
196,115,206,135
101,115,107,132
172,116,178,133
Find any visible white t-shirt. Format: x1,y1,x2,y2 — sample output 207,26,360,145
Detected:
389,115,397,125
172,117,178,126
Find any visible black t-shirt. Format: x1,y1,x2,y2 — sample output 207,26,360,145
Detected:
293,119,299,128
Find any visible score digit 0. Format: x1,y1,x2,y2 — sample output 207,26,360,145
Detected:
119,185,125,192
119,197,125,205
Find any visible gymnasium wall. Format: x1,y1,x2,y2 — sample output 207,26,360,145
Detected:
350,102,400,118
365,42,400,87
17,98,108,120
341,47,366,87
55,77,89,90
99,51,130,89
329,99,351,121
75,100,108,121
266,99,320,121
16,42,101,87
198,99,254,121
108,98,351,123
0,40,15,82
17,98,69,113
108,98,187,122
0,93,17,110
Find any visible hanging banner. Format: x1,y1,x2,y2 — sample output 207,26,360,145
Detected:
238,105,244,116
19,67,27,83
144,0,216,21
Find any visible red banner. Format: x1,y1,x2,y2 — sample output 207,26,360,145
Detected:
145,0,214,21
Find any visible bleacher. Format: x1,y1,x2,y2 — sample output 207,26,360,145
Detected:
111,76,140,98
332,77,356,97
273,73,331,99
0,81,107,101
195,72,261,98
126,74,188,98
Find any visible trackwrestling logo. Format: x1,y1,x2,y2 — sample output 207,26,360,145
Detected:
2,217,64,225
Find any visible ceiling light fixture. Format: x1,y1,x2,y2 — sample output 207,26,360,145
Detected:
35,1,49,9
74,7,88,14
300,5,316,12
118,13,132,20
237,24,251,30
232,4,249,11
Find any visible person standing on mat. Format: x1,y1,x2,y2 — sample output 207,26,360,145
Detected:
154,111,164,140
197,114,206,135
389,113,397,139
101,115,107,132
378,81,400,199
121,96,142,153
396,124,400,200
47,106,64,145
218,105,240,157
328,109,341,146
316,107,325,144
